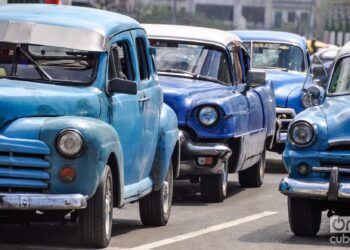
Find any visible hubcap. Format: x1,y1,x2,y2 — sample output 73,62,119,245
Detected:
222,163,228,196
105,176,113,237
259,153,266,179
162,180,169,214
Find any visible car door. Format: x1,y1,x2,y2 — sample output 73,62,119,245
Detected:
131,29,161,181
108,31,145,192
231,44,265,160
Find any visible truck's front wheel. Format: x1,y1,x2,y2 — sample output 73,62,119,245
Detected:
239,149,266,188
139,161,173,226
200,163,228,203
288,197,321,236
79,165,113,248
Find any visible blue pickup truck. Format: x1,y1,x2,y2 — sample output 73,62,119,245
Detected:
232,31,314,153
144,24,276,202
0,5,179,247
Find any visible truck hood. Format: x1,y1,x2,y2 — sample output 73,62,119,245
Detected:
159,76,231,125
321,96,350,144
0,79,100,128
266,71,306,107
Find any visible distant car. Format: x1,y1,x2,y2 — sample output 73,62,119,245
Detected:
144,24,276,202
279,42,350,236
232,31,318,153
0,5,179,248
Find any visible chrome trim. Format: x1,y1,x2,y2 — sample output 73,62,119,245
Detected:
276,107,296,117
0,193,87,210
328,139,350,147
279,176,350,200
179,131,232,159
288,121,318,148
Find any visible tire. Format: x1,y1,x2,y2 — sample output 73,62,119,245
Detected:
139,162,173,226
288,197,321,236
200,162,228,203
78,165,113,248
239,148,266,188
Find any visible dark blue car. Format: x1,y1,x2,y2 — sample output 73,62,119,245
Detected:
232,31,314,153
144,24,276,202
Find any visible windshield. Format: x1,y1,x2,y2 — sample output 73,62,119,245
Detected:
244,42,305,72
328,57,350,95
0,42,99,84
150,40,232,85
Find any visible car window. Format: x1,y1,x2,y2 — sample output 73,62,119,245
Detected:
135,37,150,81
0,42,98,84
231,50,243,84
108,41,134,81
251,42,305,72
151,39,232,85
328,57,350,95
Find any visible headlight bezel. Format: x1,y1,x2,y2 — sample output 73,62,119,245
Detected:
289,121,317,148
197,106,219,127
56,129,85,159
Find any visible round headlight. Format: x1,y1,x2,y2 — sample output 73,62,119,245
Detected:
301,93,321,109
56,130,85,158
198,106,218,126
289,122,316,147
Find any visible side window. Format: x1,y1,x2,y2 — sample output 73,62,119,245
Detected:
217,53,233,85
108,41,134,81
231,50,243,84
241,48,250,80
135,37,150,81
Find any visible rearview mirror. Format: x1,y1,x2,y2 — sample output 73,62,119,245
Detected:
246,69,266,88
303,85,325,107
108,78,137,95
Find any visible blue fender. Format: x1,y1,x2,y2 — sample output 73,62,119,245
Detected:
152,104,179,191
2,116,124,200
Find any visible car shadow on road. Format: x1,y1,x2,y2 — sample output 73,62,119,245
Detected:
266,157,288,174
111,218,143,237
172,180,245,206
238,215,347,248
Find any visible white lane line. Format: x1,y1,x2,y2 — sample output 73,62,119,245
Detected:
108,211,278,250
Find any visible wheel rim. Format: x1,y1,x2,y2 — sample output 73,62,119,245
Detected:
259,152,266,179
222,163,228,196
162,180,169,214
105,176,113,237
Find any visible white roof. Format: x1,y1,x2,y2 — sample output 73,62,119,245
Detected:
340,41,350,57
142,24,241,47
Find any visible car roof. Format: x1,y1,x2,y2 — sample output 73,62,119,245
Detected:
339,42,350,57
232,30,307,49
0,4,141,51
143,24,241,47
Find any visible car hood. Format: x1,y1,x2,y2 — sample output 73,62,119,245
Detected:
266,71,306,108
0,79,100,129
321,96,350,144
159,75,231,125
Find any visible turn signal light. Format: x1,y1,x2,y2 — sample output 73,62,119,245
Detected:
197,157,214,166
59,167,76,182
297,163,309,176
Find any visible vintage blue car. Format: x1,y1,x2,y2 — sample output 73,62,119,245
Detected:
279,42,350,236
143,24,276,202
232,31,314,153
0,5,179,247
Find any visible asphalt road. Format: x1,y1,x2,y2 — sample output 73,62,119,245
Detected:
0,152,347,250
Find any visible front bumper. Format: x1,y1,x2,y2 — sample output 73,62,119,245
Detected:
280,167,350,201
179,131,232,176
0,193,87,210
276,107,296,144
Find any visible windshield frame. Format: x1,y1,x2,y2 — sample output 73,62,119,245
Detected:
149,38,234,86
245,40,308,73
0,43,100,86
326,54,350,97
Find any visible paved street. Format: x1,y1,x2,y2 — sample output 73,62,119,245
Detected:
0,152,347,250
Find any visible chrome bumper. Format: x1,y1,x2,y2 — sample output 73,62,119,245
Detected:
179,131,232,175
279,172,350,201
0,193,87,210
276,107,296,144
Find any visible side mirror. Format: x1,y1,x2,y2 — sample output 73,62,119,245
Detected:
246,69,266,88
108,78,137,95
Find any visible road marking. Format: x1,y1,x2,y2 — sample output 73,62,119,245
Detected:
108,211,278,250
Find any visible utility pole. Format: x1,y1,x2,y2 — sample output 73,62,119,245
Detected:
172,0,177,24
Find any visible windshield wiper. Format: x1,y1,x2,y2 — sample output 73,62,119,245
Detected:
18,47,53,82
263,66,288,72
158,69,198,78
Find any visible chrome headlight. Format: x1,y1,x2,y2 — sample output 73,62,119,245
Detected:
56,130,85,158
301,93,320,109
289,121,316,147
198,106,218,126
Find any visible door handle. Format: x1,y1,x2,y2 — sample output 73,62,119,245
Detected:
138,97,150,103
